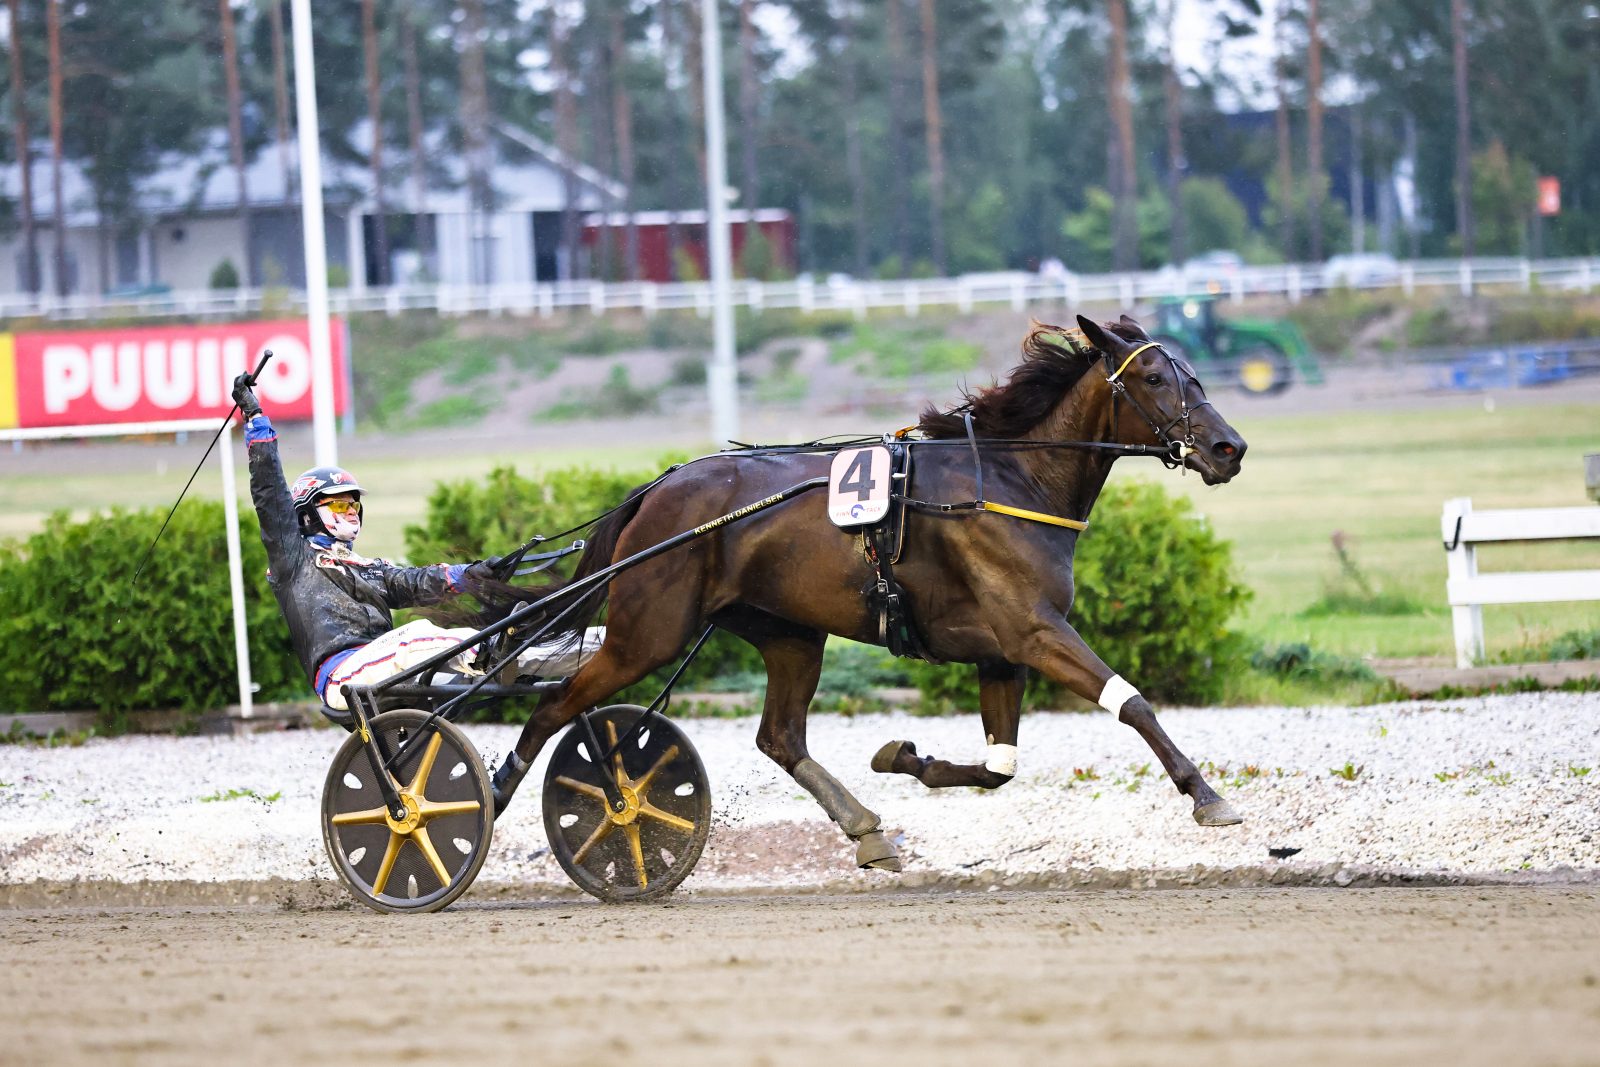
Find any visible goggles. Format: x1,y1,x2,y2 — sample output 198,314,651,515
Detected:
320,498,361,516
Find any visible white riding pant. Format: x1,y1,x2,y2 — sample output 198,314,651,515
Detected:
321,619,606,711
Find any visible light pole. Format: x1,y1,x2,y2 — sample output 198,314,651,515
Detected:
700,0,739,446
290,0,339,467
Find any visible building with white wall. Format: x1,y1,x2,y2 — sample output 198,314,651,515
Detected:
0,122,621,298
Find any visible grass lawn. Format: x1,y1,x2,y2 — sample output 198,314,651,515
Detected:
1150,401,1599,662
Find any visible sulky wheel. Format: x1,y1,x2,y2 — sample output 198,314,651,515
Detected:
542,705,711,903
320,710,494,914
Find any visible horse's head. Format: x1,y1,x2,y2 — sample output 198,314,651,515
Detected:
1076,314,1247,485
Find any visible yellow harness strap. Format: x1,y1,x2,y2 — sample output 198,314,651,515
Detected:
978,500,1088,531
1108,341,1160,383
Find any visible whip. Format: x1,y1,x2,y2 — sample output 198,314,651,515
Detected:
131,349,273,585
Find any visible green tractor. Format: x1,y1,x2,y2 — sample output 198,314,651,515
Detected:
1146,295,1322,395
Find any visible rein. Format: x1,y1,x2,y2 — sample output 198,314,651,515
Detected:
498,342,1203,558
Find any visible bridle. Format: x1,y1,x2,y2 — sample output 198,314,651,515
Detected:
1102,339,1214,469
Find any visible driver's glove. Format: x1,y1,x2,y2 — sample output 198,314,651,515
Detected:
231,373,262,419
464,556,505,583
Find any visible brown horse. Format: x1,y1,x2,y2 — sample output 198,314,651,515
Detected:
491,314,1248,872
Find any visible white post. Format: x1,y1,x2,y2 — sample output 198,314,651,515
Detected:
291,0,339,468
700,0,739,446
218,421,254,719
346,210,367,297
1442,497,1483,668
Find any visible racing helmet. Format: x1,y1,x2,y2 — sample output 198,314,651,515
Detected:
290,466,364,536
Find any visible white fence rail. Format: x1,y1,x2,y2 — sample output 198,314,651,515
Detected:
1,256,1596,324
1441,497,1600,668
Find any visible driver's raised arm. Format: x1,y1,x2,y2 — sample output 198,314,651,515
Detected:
234,376,302,581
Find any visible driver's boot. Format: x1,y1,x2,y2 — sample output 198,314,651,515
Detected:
490,752,530,818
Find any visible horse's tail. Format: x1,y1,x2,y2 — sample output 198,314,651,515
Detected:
417,479,654,634
551,478,654,631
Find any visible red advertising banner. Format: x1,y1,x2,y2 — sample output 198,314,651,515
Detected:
0,318,347,431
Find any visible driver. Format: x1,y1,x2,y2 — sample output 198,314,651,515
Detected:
230,373,602,718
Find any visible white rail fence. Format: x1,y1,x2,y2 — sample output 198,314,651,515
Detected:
1441,497,1600,668
1,256,1597,324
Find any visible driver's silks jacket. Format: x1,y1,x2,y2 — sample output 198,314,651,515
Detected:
245,414,467,687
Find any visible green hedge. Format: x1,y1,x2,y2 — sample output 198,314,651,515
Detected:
908,479,1251,709
0,470,1249,724
0,503,303,724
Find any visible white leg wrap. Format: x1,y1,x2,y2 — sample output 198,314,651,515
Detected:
1098,674,1140,714
984,743,1018,776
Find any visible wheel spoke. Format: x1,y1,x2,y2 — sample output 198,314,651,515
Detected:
330,804,390,827
604,718,628,788
553,775,607,802
411,826,453,888
407,730,445,795
638,800,695,833
371,832,405,896
633,744,680,796
570,816,615,864
623,822,648,889
418,798,482,819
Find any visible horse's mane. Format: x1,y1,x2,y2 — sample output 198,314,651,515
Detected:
917,318,1138,439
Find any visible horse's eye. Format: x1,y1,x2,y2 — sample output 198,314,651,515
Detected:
1144,373,1163,385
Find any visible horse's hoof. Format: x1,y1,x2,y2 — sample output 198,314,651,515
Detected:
871,740,915,774
854,830,903,872
1193,798,1244,826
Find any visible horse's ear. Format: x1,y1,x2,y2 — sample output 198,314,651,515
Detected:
1119,314,1150,339
1075,314,1116,353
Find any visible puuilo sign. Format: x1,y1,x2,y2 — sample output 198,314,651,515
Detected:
0,319,347,430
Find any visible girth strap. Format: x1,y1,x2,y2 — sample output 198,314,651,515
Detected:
865,499,941,664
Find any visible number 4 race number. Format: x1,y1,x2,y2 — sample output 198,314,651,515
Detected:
828,446,892,528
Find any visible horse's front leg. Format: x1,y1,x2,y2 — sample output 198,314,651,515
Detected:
872,659,1026,789
1019,621,1242,827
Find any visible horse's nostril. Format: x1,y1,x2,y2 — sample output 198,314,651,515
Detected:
1213,437,1247,462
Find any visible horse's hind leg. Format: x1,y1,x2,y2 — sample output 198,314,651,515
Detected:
733,618,902,872
872,660,1025,789
490,628,691,814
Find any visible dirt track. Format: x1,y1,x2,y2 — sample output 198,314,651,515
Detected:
2,887,1597,1066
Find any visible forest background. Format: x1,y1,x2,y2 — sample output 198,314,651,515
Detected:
2,0,1597,295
